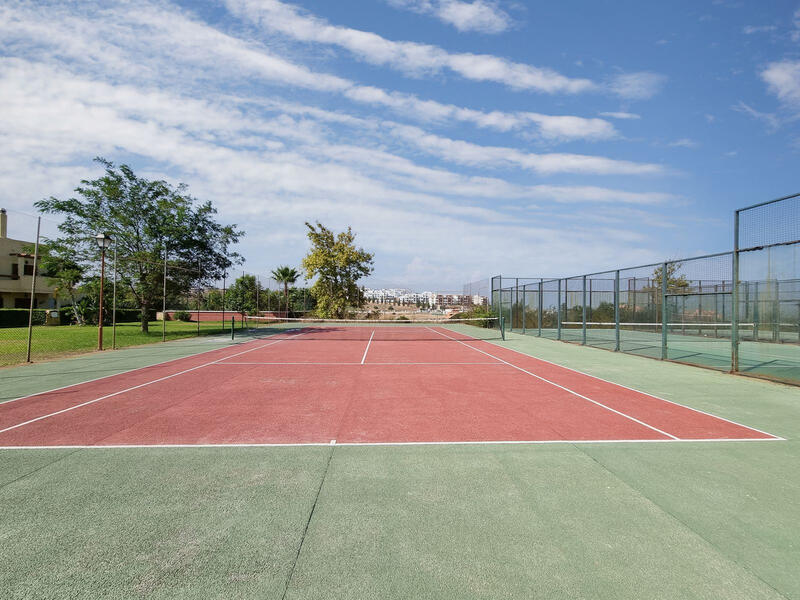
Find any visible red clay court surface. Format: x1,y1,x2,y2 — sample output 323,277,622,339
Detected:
0,326,782,448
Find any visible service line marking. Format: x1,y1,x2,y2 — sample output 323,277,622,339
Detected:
426,327,680,440
0,333,307,437
361,330,375,365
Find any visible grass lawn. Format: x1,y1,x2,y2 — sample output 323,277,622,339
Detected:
0,320,242,367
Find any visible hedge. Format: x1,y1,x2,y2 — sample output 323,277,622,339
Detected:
0,307,147,328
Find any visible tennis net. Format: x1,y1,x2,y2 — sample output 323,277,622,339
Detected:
243,316,504,341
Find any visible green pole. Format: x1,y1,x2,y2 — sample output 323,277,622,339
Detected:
537,279,543,337
521,283,526,335
732,210,740,371
614,270,620,351
661,261,668,360
557,279,562,341
231,315,235,341
581,275,587,345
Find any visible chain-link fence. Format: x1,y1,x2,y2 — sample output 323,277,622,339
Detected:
491,193,800,386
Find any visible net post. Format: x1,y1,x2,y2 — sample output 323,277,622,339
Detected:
25,217,41,363
661,261,668,360
732,210,740,371
231,316,235,341
500,315,505,340
581,275,587,345
557,279,562,340
772,280,780,342
521,283,526,335
537,278,543,337
614,270,620,351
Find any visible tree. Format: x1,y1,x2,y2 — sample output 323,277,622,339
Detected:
651,262,691,291
226,275,260,316
34,241,86,324
271,266,300,315
301,222,374,318
35,158,243,332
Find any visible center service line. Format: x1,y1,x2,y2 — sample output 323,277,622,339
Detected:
361,330,375,365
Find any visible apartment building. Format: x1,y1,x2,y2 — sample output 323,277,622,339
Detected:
0,209,58,309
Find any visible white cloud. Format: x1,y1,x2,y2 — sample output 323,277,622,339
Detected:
599,111,641,120
224,0,596,94
387,0,513,34
389,124,663,175
742,25,777,34
760,60,800,109
608,72,667,100
0,0,682,289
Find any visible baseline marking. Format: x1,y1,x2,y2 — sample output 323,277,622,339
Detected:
0,333,307,436
361,330,375,365
426,327,680,440
0,437,784,450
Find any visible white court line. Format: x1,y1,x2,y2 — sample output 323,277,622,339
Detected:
0,333,307,436
486,335,782,439
1,330,293,406
426,327,680,440
0,436,785,450
361,330,375,365
214,362,505,366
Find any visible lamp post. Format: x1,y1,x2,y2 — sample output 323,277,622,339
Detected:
95,233,113,350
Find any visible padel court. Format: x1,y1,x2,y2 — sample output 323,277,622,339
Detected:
0,324,780,448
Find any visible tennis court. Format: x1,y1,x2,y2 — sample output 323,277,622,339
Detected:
2,324,799,599
0,321,779,448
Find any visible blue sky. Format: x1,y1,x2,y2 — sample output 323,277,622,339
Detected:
1,0,799,290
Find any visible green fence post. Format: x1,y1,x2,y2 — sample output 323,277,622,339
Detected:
557,279,562,341
521,283,526,335
614,270,620,351
581,275,587,345
753,281,760,340
537,279,543,337
773,280,780,342
732,211,740,371
661,261,668,360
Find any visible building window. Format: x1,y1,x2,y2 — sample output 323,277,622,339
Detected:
12,263,18,278
24,263,34,276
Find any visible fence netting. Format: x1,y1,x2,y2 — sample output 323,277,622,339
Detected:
491,193,800,386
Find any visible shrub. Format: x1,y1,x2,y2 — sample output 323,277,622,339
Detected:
173,310,192,322
395,315,410,322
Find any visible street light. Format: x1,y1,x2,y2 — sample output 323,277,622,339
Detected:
95,233,113,350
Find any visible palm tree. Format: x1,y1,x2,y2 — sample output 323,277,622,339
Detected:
271,266,300,315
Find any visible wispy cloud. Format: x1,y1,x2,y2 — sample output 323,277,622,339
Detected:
732,101,780,130
224,0,595,93
386,0,513,34
608,72,667,100
388,124,663,175
742,24,776,34
667,138,698,148
600,111,641,120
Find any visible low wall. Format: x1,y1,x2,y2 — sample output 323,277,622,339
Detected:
157,310,288,322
